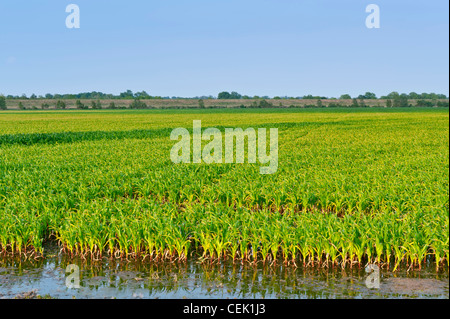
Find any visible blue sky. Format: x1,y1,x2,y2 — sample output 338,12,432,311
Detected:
0,0,448,98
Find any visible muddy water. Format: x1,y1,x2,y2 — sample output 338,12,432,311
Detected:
0,245,448,299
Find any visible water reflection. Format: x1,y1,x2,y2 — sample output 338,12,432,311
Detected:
0,248,448,299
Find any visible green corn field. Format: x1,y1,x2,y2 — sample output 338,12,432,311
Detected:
0,108,448,271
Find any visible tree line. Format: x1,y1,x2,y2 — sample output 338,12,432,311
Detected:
1,90,449,111
1,90,448,101
0,91,214,101
1,96,448,111
217,91,448,100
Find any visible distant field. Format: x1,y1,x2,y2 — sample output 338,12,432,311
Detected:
4,98,449,110
0,108,448,270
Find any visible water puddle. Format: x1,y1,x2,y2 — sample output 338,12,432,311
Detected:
0,244,448,299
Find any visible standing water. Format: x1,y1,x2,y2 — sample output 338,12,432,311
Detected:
0,243,448,299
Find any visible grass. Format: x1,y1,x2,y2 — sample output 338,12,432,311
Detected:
0,108,448,270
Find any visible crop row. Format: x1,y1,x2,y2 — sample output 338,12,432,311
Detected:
0,199,448,271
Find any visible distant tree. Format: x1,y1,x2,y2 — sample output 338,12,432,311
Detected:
90,100,102,109
129,98,147,109
0,95,6,110
107,102,117,109
316,99,323,108
230,91,242,99
76,100,87,109
393,95,409,107
18,102,25,110
351,98,359,107
41,103,50,110
387,91,400,100
30,94,37,99
303,95,327,100
56,100,66,109
416,100,434,107
359,98,366,107
340,94,352,100
198,99,205,108
428,93,439,100
408,92,420,100
437,101,449,107
218,92,232,99
45,93,54,99
258,99,273,108
119,90,134,99
386,99,392,107
134,91,150,99
363,92,377,99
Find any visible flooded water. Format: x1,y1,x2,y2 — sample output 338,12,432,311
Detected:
0,244,448,299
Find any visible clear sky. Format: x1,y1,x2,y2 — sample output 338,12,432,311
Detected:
0,0,448,98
